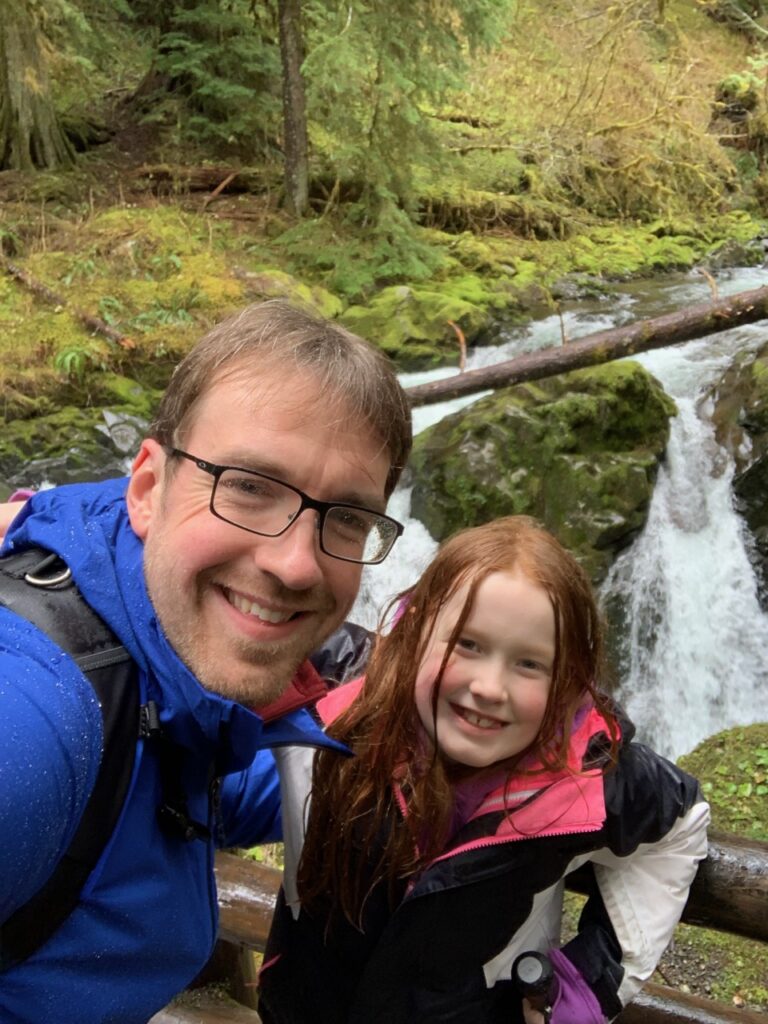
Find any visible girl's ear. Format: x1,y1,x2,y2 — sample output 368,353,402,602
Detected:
126,439,166,540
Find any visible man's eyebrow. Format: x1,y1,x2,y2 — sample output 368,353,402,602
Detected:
218,452,387,512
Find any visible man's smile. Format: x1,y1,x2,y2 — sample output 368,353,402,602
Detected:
222,585,305,625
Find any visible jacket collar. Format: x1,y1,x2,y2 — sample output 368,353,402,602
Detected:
257,659,329,723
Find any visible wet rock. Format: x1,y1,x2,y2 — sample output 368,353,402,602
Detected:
409,360,676,584
706,339,768,609
0,405,151,491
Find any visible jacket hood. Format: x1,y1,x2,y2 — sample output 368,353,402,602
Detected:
2,478,340,772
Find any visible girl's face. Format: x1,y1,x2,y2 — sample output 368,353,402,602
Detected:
414,570,555,769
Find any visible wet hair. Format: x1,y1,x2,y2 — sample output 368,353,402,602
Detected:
149,300,412,497
298,515,617,925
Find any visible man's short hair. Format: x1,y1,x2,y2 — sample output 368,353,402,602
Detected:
149,301,412,498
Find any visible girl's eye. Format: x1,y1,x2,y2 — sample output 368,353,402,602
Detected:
518,658,549,674
457,637,480,654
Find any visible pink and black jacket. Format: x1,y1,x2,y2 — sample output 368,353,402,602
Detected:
258,679,709,1024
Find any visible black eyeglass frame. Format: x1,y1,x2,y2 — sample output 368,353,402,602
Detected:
164,446,404,565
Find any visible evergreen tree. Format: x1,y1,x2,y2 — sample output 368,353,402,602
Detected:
0,0,76,170
131,0,282,158
303,0,511,210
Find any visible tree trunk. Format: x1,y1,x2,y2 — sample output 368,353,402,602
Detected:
405,284,768,407
0,0,75,171
278,0,309,217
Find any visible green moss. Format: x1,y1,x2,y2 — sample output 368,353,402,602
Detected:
0,407,125,485
664,924,768,1012
233,267,343,319
2,185,763,425
341,284,491,369
666,724,768,1014
742,352,768,434
91,374,163,420
678,724,768,842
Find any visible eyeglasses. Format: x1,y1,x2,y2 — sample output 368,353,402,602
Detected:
165,447,403,565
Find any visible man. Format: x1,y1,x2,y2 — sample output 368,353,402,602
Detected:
0,301,412,1023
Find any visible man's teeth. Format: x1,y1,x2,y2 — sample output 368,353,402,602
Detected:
227,591,293,623
461,709,503,729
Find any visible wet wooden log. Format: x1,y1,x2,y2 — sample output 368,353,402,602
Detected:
214,854,281,950
566,831,768,943
404,284,768,408
683,832,768,941
212,832,768,948
617,982,767,1023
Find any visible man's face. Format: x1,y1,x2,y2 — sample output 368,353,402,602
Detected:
127,367,392,708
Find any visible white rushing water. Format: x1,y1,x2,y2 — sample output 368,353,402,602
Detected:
352,268,768,759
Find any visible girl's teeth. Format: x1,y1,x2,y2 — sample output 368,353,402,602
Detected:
462,709,502,729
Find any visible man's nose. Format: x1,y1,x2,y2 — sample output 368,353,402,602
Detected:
253,510,325,591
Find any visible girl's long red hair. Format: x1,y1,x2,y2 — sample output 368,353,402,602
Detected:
297,516,617,926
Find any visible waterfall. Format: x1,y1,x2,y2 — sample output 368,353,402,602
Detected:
603,322,768,759
352,269,768,759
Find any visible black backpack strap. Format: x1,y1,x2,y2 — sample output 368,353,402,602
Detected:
140,700,212,844
309,621,374,687
0,548,139,970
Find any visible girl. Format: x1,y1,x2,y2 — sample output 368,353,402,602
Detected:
259,516,709,1024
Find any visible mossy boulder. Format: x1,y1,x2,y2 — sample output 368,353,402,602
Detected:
0,387,159,494
91,373,163,421
707,341,768,608
233,267,342,320
340,284,491,370
409,360,676,584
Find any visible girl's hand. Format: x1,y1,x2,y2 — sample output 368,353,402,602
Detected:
0,500,24,541
522,998,547,1024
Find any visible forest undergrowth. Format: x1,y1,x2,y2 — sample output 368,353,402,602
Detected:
2,0,768,417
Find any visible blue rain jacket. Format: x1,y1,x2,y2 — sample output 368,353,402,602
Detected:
0,478,337,1024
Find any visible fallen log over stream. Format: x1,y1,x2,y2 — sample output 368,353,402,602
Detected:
405,284,768,407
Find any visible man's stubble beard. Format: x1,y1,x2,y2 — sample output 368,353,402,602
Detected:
143,549,313,710
173,627,306,708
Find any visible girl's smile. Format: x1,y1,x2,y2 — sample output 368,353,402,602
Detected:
414,570,555,768
450,704,507,730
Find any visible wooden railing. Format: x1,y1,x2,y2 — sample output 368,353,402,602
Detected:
151,830,768,1024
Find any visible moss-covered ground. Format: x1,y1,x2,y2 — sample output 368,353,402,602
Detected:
2,0,768,415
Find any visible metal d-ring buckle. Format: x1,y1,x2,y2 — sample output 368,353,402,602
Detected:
23,552,73,588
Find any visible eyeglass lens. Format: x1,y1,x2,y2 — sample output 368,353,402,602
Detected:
213,468,397,563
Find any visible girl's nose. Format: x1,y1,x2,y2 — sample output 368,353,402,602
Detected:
468,666,507,703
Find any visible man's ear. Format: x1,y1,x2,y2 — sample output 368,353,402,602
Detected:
126,439,165,540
